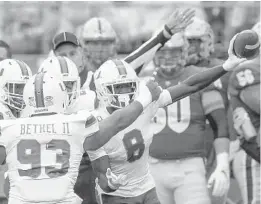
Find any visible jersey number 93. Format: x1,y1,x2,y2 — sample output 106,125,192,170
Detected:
17,139,70,178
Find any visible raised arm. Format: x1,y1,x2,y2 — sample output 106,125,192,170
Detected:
124,9,195,74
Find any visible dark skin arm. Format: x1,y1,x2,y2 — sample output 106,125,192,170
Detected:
91,155,117,193
0,146,6,165
207,108,230,154
84,101,144,151
241,136,260,163
167,65,227,103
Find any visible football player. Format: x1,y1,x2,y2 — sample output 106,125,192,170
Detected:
53,9,195,204
89,32,248,204
184,18,234,204
142,32,228,204
80,17,118,72
0,71,161,204
228,21,260,204
0,59,32,204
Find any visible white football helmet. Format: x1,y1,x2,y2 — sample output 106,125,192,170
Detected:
94,59,139,109
0,59,32,111
38,56,80,107
154,32,189,77
23,72,68,116
80,17,117,69
184,17,215,65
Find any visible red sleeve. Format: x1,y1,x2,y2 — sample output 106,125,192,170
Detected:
240,84,260,114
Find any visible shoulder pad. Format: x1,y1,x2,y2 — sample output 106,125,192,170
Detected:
229,61,260,95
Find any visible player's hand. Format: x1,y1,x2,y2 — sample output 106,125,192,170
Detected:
136,79,162,109
146,80,162,101
163,8,195,38
223,34,247,71
106,168,128,190
207,165,230,197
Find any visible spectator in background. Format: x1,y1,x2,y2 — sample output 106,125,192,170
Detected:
0,40,12,61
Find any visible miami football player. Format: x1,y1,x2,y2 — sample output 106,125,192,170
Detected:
53,8,195,204
184,18,234,204
89,32,249,204
228,22,260,203
0,59,32,203
141,31,228,204
0,70,161,204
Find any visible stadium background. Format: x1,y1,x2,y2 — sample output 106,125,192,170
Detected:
0,1,259,73
0,1,260,203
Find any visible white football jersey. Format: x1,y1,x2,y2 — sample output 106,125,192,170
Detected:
0,110,98,203
94,90,172,197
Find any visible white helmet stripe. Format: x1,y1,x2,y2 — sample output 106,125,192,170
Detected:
112,59,127,76
57,56,69,74
16,60,29,77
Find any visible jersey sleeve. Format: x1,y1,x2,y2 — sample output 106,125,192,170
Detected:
124,31,169,73
86,147,108,161
201,90,225,115
78,111,100,141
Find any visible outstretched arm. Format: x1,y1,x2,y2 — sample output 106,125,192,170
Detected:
84,81,162,150
124,9,195,74
165,33,248,104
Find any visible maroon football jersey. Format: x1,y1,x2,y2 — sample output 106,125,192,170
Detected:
149,65,222,160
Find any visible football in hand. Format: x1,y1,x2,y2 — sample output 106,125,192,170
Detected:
233,30,260,59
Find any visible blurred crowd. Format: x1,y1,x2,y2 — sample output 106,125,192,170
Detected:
0,1,259,56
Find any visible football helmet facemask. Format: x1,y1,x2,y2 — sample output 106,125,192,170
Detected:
81,17,117,69
154,32,189,78
23,72,68,116
38,56,80,107
94,59,139,109
184,17,215,65
0,59,32,111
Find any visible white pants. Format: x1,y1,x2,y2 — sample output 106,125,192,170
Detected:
149,156,210,204
232,149,260,204
8,193,82,204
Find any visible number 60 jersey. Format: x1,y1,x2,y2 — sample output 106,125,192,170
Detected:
0,110,98,204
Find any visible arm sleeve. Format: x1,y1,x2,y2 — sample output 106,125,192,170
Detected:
87,147,108,161
124,31,169,74
81,113,100,140
157,89,173,108
201,90,225,115
239,84,260,114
